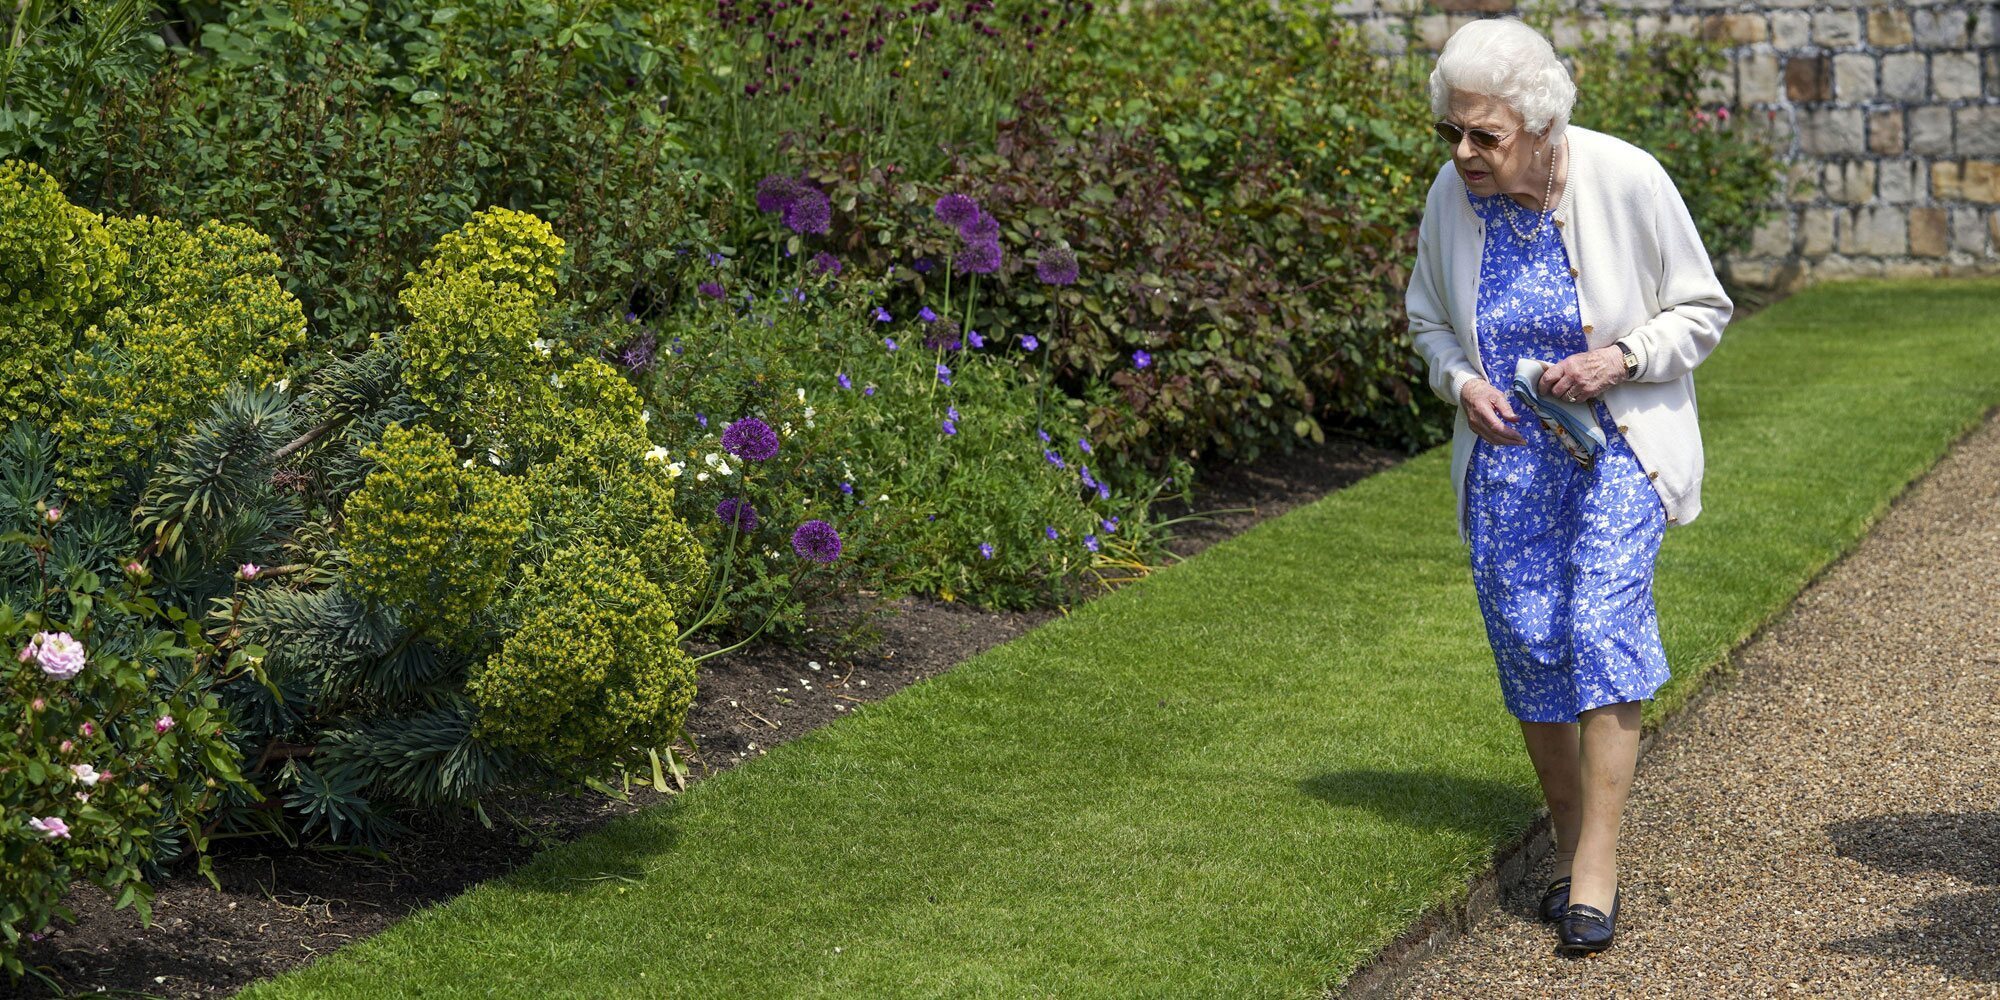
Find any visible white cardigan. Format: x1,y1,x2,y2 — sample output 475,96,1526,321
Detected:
1406,124,1732,544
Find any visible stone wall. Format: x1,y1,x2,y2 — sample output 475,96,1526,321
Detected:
1321,0,2000,288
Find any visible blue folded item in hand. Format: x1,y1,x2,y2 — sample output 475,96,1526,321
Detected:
1510,357,1606,468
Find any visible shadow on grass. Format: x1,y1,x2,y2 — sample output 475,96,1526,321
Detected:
1301,768,1541,835
1823,809,2000,985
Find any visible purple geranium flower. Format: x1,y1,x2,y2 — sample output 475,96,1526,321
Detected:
838,372,853,389
967,329,985,348
840,481,854,495
913,256,936,274
1079,438,1093,454
811,251,843,277
1097,481,1110,500
936,362,952,385
1080,465,1098,490
1084,534,1099,552
919,306,938,323
955,238,1002,275
1037,245,1080,285
934,193,980,229
864,386,875,396
1133,349,1152,369
716,496,760,532
942,418,957,435
1037,428,1050,443
979,542,994,559
1044,449,1064,468
696,412,708,428
873,306,893,322
698,281,726,300
721,417,780,461
1101,517,1119,533
1044,525,1058,541
791,519,843,562
1021,334,1039,351
708,251,726,267
947,406,960,420
884,337,899,352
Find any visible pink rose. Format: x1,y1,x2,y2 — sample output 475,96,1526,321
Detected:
28,816,69,839
70,764,100,786
237,563,262,581
34,631,86,680
59,739,73,753
43,507,62,526
79,721,95,737
155,715,176,734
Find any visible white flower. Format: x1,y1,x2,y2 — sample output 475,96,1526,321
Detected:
548,373,564,389
488,450,503,467
803,406,815,419
696,471,710,482
665,462,684,478
782,421,794,435
643,445,672,462
640,409,652,424
274,378,290,393
704,452,721,468
716,460,733,476
796,387,806,402
70,764,100,787
878,494,889,502
462,458,477,469
531,338,554,357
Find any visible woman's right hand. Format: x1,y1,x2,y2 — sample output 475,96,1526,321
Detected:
1461,378,1527,446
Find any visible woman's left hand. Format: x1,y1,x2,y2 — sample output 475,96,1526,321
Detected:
1538,345,1627,402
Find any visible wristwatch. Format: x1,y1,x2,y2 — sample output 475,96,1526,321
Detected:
1616,340,1638,379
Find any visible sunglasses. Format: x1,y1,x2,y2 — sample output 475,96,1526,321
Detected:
1432,120,1517,150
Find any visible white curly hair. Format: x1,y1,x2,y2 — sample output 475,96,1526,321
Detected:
1427,18,1576,143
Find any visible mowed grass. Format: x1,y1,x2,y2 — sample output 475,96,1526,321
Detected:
242,278,2000,1000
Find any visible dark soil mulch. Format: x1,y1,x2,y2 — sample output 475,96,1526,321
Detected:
10,430,1404,999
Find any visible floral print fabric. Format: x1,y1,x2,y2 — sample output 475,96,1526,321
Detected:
1463,188,1670,724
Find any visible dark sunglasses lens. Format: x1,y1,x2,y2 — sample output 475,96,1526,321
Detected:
1470,129,1502,149
1433,122,1462,145
1434,123,1503,149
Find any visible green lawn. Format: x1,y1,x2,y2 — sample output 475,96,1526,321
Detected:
241,278,2000,999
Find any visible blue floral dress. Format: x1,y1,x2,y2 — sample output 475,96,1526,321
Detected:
1463,189,1671,724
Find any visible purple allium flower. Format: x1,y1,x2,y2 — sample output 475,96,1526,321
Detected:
838,372,853,389
715,496,760,532
698,281,727,300
884,337,899,352
617,329,658,372
783,187,832,235
960,209,999,242
1037,428,1050,443
913,256,935,274
1084,534,1099,552
755,173,806,214
1021,334,1039,351
873,306,892,322
1044,525,1058,541
34,632,85,680
936,362,952,385
934,193,980,228
1044,449,1064,468
696,412,708,428
1133,349,1152,369
791,519,843,562
811,251,843,277
28,816,69,839
919,306,938,323
955,237,1002,275
1101,516,1119,533
979,542,994,559
942,418,957,435
967,329,985,348
721,417,781,461
840,481,854,495
1037,245,1080,285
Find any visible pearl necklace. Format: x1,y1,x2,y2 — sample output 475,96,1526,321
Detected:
1503,144,1558,242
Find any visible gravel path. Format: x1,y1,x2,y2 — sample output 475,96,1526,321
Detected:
1377,410,2000,998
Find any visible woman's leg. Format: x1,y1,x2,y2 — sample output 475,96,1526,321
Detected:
1567,699,1643,913
1519,720,1583,881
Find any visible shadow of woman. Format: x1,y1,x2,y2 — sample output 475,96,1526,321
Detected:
1822,808,1999,984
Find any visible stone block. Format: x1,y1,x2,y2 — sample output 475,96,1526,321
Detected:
1990,210,2000,253
1867,7,1914,46
1552,18,1586,50
1803,108,1866,156
1877,158,1924,203
1785,54,1832,102
1932,160,2000,202
1417,13,1451,50
1696,57,1734,106
1869,109,1906,155
1825,160,1877,203
1959,107,2000,156
1909,207,1950,257
1833,52,1876,100
1770,11,1811,49
1979,5,1999,46
1700,13,1768,44
1951,208,1988,254
1910,105,1953,155
1811,10,1860,47
1739,52,1781,103
1912,7,1970,47
1884,261,1942,280
1357,17,1409,55
1838,206,1907,256
1814,255,1888,281
1933,52,1982,101
1879,52,1929,102
1750,212,1794,257
1800,207,1836,255
1788,159,1820,202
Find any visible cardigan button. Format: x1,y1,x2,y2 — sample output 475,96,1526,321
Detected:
1667,515,1678,524
1582,324,1594,333
1616,424,1629,434
1648,470,1660,480
1568,267,1579,278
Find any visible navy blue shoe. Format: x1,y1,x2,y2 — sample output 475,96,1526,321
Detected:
1555,889,1620,956
1537,876,1571,923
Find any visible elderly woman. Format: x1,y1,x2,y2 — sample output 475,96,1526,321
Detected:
1406,18,1730,957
